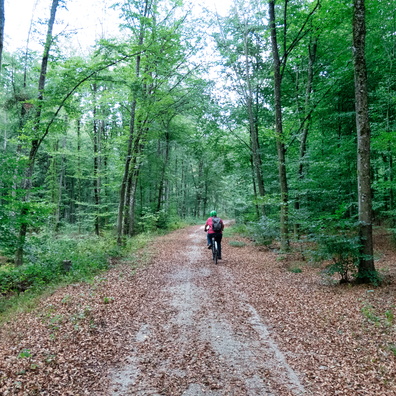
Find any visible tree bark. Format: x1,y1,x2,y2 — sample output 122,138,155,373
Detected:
157,126,171,212
0,0,4,71
269,0,289,251
15,0,60,266
126,162,140,236
55,135,67,232
116,0,150,244
92,86,101,236
243,26,265,217
295,38,317,236
76,119,82,232
353,0,375,282
117,99,137,243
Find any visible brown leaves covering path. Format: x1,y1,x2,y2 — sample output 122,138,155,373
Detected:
0,225,395,395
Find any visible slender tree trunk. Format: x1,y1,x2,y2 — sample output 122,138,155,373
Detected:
117,0,150,244
353,0,375,282
295,38,317,236
117,99,137,243
196,160,204,217
50,139,59,225
250,155,260,219
181,158,187,217
389,146,394,216
15,0,59,265
102,123,109,228
76,119,82,233
157,127,171,212
0,0,4,72
126,137,143,236
55,135,67,231
385,91,394,222
244,26,265,217
92,84,101,236
127,165,140,236
269,0,289,251
203,172,208,217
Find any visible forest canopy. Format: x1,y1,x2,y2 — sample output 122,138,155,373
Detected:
0,0,394,285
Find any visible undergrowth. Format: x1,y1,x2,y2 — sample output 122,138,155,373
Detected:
0,231,153,320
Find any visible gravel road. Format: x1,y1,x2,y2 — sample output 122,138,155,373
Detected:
110,225,307,395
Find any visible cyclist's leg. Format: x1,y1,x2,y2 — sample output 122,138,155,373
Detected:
207,232,212,248
216,233,223,258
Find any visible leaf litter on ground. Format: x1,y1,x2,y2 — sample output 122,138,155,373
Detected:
0,226,394,395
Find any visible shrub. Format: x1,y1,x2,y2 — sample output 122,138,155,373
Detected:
246,216,279,246
0,232,116,296
311,232,360,283
138,208,160,233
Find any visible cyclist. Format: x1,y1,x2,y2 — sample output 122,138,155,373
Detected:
204,210,224,259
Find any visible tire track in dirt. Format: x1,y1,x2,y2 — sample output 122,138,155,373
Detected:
110,225,307,395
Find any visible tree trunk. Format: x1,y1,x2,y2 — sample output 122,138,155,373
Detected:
157,126,171,212
269,0,289,251
125,133,144,236
55,135,67,232
389,146,394,216
353,0,375,282
117,99,137,243
15,0,60,265
127,164,140,236
0,0,4,71
117,0,150,244
295,38,317,236
76,119,82,232
92,84,101,236
250,154,260,219
244,26,265,217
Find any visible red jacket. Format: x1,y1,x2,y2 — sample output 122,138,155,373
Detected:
205,217,224,234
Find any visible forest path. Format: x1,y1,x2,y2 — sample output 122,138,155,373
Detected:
109,225,306,395
2,224,394,395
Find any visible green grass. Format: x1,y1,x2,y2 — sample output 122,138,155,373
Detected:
361,304,381,324
0,282,67,324
228,241,247,247
288,266,303,273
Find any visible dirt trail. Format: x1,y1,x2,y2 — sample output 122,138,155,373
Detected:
110,225,306,395
2,224,395,395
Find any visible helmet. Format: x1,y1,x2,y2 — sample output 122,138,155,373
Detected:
210,210,217,217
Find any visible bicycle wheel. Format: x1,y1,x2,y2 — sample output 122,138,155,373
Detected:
213,240,218,264
211,238,216,262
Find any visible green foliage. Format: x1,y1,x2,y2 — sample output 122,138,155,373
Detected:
102,296,114,304
0,232,119,299
225,223,248,236
361,304,381,324
138,208,165,232
389,345,396,357
361,303,395,328
315,232,361,283
288,265,303,274
228,241,246,247
17,349,32,359
0,228,156,316
246,216,279,247
385,310,394,326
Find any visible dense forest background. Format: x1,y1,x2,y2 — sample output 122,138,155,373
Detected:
0,0,395,293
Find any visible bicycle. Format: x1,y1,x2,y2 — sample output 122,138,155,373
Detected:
211,235,219,264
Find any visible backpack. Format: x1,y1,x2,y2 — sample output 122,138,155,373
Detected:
212,217,222,232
